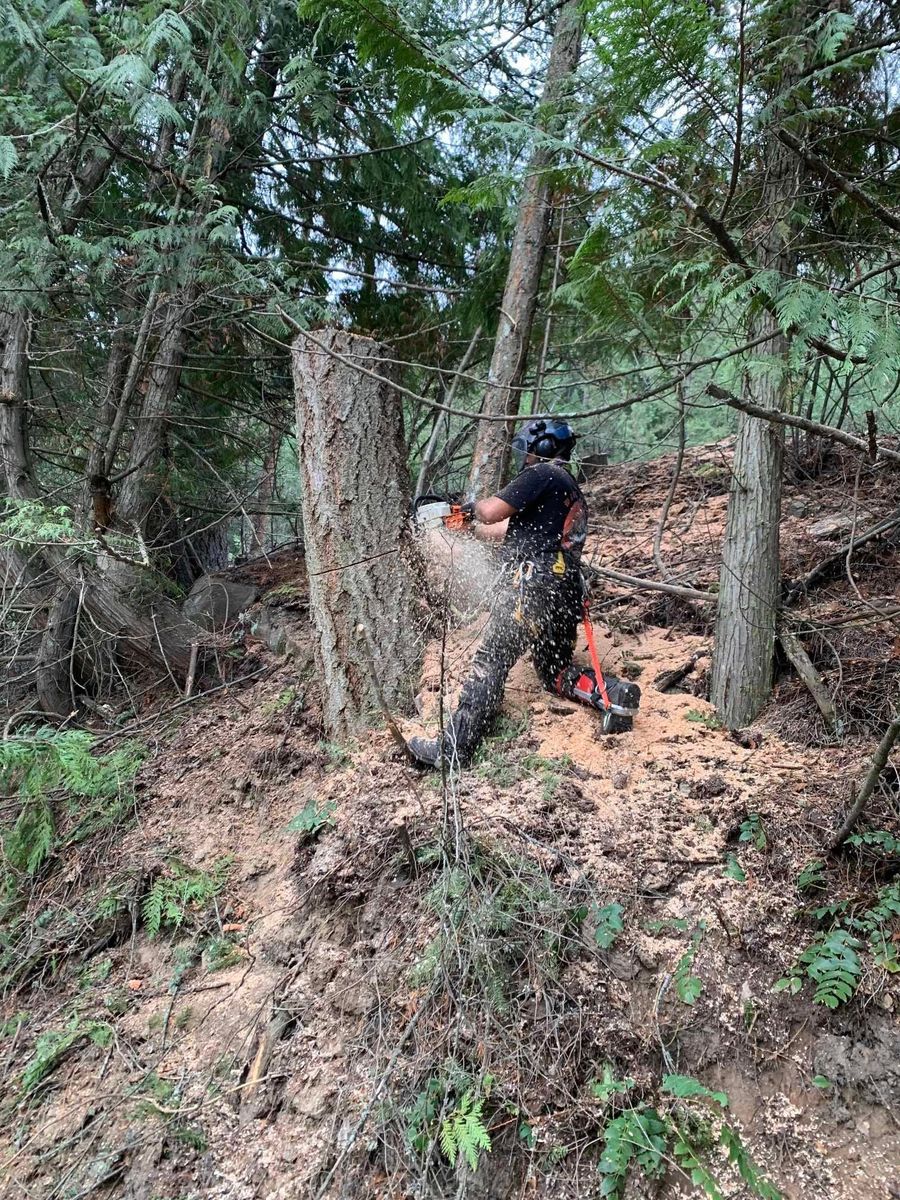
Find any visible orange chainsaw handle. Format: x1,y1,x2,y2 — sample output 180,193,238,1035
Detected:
582,598,612,710
442,502,475,532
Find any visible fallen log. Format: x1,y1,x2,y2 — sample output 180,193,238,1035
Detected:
584,563,716,603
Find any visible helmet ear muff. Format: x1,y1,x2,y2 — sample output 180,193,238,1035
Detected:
531,434,559,459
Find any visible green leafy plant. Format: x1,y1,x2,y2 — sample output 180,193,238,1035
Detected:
592,902,625,950
739,813,767,851
287,797,337,836
590,1064,634,1101
685,709,722,730
21,1014,112,1097
724,853,747,882
440,1089,492,1172
674,925,705,1005
598,1075,782,1200
796,861,826,892
775,928,862,1008
599,1107,667,1197
0,728,143,881
142,858,231,938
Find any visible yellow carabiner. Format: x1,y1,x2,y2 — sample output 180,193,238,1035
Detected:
552,550,566,576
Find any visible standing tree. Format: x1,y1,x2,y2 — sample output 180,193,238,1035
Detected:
710,3,808,728
292,329,424,738
466,0,583,497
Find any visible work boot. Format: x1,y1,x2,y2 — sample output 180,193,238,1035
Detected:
407,706,485,769
408,735,441,768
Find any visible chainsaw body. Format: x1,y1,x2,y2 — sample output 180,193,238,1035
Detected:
555,665,641,733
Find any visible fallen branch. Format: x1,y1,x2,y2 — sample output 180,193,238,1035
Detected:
653,648,709,693
584,563,716,603
777,625,837,733
784,506,900,601
706,384,900,465
831,712,900,850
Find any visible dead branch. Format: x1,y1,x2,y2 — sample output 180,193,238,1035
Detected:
784,506,900,602
584,562,716,603
778,625,837,733
653,648,709,692
831,712,900,850
706,384,900,464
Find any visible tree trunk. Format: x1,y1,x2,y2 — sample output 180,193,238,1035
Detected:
292,329,423,739
252,426,280,549
466,0,583,498
710,20,806,729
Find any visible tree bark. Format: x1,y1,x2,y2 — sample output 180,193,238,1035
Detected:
466,0,583,498
710,21,806,729
292,329,424,739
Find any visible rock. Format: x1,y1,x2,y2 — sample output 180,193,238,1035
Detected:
184,574,258,630
252,606,312,662
549,702,576,716
807,513,871,540
612,771,630,790
814,1019,900,1108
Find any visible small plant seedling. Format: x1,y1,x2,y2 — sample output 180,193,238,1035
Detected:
685,709,723,730
739,813,767,851
724,853,747,882
673,924,705,1005
440,1089,492,1172
592,902,625,950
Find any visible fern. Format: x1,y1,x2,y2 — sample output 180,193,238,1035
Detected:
21,1015,112,1097
440,1090,491,1172
141,858,230,938
662,1074,728,1107
784,929,863,1009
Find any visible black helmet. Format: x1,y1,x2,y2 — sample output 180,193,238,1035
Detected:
510,418,576,471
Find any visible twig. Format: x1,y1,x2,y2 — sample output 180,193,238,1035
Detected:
356,625,419,764
184,641,199,699
652,385,686,580
830,711,900,850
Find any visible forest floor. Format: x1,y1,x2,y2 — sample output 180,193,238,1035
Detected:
2,441,899,1200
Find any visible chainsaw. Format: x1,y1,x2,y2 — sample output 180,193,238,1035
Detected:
554,596,641,733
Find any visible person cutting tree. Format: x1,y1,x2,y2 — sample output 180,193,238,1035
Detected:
410,418,640,769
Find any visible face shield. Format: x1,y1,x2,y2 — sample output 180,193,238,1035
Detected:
510,432,530,473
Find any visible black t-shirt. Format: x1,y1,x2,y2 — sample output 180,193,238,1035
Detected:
496,462,588,562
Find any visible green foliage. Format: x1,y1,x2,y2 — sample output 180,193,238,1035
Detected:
0,728,143,880
598,1108,667,1197
0,499,76,544
141,858,231,938
685,710,723,730
598,1073,782,1200
21,1014,112,1098
739,814,767,852
590,1065,634,1101
287,797,337,836
662,1075,728,1107
674,925,705,1005
846,830,900,856
775,928,863,1008
592,902,625,950
724,854,747,882
440,1089,492,1172
796,861,826,892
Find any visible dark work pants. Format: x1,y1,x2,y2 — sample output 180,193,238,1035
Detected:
445,558,583,763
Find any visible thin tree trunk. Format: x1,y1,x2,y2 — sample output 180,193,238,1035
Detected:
292,329,424,739
710,17,806,729
252,426,280,549
466,0,583,498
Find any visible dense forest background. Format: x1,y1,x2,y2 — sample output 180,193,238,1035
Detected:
3,0,898,673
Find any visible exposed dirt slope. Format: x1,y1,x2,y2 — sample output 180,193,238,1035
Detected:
2,442,899,1200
